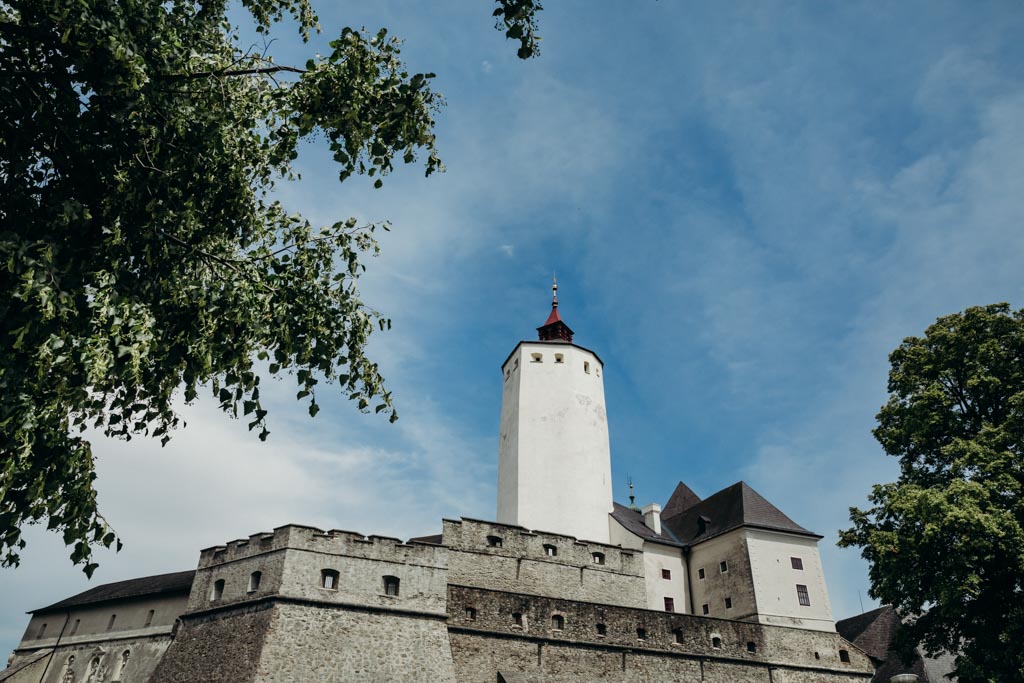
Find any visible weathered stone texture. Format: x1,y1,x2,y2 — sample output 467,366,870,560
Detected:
689,530,758,620
6,637,173,683
150,603,272,683
254,603,456,683
445,519,646,607
448,585,873,681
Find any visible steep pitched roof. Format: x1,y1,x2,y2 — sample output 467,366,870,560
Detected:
836,606,958,682
609,503,684,547
661,481,820,545
31,570,195,614
661,481,702,520
836,605,901,662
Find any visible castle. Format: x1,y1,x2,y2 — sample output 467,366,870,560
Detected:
3,283,877,682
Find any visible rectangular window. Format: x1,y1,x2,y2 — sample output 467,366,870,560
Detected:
725,597,733,609
107,614,117,631
791,557,804,570
69,619,80,636
796,584,811,606
664,597,675,612
701,603,710,615
144,610,155,627
698,567,705,580
719,560,728,573
661,569,671,580
36,623,47,639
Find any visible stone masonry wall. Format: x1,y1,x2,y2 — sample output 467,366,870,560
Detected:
447,585,873,683
444,519,646,607
255,602,456,683
149,602,272,683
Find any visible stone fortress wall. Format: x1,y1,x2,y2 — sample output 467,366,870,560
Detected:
140,520,872,683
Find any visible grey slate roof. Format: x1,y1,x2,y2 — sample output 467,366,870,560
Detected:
836,606,958,682
609,503,684,547
661,481,702,520
661,481,820,545
31,570,195,614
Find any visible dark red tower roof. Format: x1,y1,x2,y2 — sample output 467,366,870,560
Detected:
537,277,574,343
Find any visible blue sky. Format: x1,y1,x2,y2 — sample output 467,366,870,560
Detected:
3,0,1024,658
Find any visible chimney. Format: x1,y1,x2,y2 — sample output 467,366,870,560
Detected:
642,503,662,535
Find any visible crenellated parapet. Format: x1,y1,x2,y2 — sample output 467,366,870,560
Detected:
443,518,648,608
186,524,449,617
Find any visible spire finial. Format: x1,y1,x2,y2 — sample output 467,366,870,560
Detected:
552,274,558,308
628,476,640,512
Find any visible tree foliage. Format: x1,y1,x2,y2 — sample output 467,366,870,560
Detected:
0,0,541,574
840,303,1024,682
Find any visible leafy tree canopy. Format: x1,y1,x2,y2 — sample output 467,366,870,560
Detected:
0,0,541,575
840,303,1024,682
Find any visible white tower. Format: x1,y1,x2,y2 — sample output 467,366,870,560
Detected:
496,280,614,544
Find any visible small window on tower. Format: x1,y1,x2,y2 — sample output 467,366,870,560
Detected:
69,619,80,636
791,557,804,570
661,569,671,580
531,353,542,363
487,535,503,548
796,584,811,606
513,358,519,370
36,623,47,639
725,597,733,609
321,569,339,590
543,544,557,557
144,610,155,627
701,603,710,615
747,641,757,653
551,614,564,630
584,361,591,374
636,627,647,640
596,623,607,636
673,628,684,644
383,575,400,597
504,369,510,381
596,366,601,377
107,614,117,631
719,560,729,573
839,649,851,663
664,597,675,612
698,567,705,580
248,571,262,593
711,636,722,649
210,578,225,601
465,607,477,621
592,552,605,565
512,612,524,628
554,353,564,363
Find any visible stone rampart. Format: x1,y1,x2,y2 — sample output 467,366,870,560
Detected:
444,518,647,607
447,585,873,682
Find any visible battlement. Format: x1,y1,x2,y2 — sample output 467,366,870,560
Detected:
197,524,446,570
443,518,639,575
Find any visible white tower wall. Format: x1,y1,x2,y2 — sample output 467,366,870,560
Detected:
497,341,613,544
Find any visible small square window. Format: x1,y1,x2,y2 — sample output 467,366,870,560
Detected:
724,597,733,609
531,353,542,363
701,603,709,615
543,544,557,557
554,353,564,363
673,628,684,644
512,612,523,627
796,584,811,606
465,607,477,620
596,623,607,636
719,560,728,573
698,567,705,580
712,636,722,649
661,569,671,580
664,597,675,612
839,649,851,663
584,361,591,374
144,610,155,627
791,557,804,570
487,535,503,548
107,614,117,631
636,628,646,640
551,614,564,630
747,641,757,653
592,552,605,565
383,576,400,597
